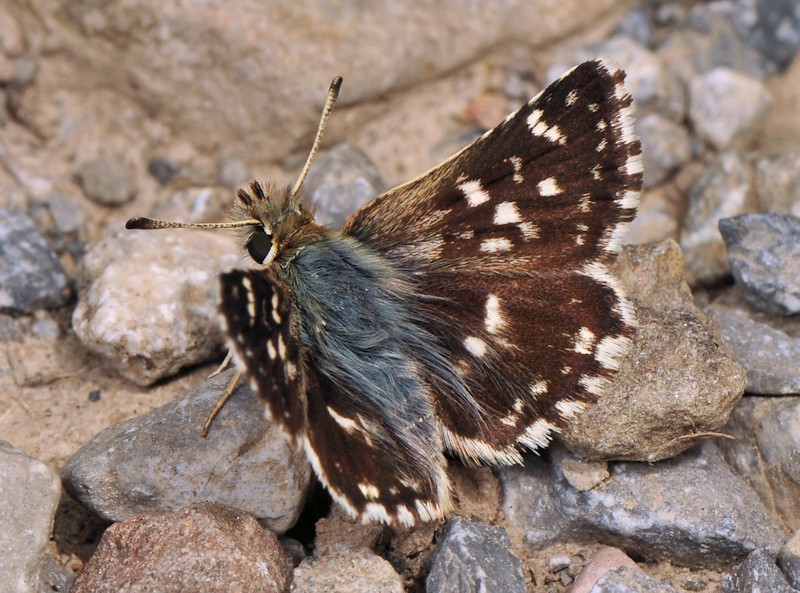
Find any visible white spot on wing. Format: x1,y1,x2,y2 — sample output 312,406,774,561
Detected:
556,399,586,419
538,177,561,196
566,89,579,106
480,238,513,253
494,202,521,225
595,335,631,371
517,222,539,241
358,482,381,500
459,179,491,207
519,418,556,450
464,336,487,358
485,294,504,334
266,340,276,360
327,406,358,432
529,380,548,397
573,327,597,354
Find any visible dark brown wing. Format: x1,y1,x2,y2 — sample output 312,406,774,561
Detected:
342,59,641,463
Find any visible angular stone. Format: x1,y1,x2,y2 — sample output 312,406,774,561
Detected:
689,67,772,150
590,567,679,593
75,157,137,206
706,305,800,394
637,113,692,187
61,370,311,534
501,443,786,567
719,213,800,315
0,441,66,593
72,230,240,385
426,517,525,593
720,396,800,533
680,152,758,285
291,549,403,593
70,503,292,593
719,548,797,593
559,240,745,462
754,144,800,215
0,209,69,312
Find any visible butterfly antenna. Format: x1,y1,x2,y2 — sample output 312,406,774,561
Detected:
125,218,261,230
291,76,343,198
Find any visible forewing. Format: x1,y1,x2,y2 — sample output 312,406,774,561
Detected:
219,270,305,438
343,59,642,463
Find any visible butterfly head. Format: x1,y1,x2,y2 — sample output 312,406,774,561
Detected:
233,180,317,267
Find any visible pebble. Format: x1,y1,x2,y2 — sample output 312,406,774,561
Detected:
0,440,72,593
72,228,240,385
571,547,641,593
708,304,800,394
754,144,800,215
301,143,386,229
146,157,179,186
720,396,800,533
217,156,251,189
0,209,70,312
70,503,293,593
75,157,137,206
689,67,772,150
719,213,800,315
719,548,797,593
291,548,403,593
733,0,800,73
558,240,746,461
637,113,692,187
60,370,312,534
679,152,757,285
590,567,680,593
501,442,786,566
426,517,525,593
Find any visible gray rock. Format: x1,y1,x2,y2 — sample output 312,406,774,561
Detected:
559,240,745,462
720,548,797,593
720,213,800,315
501,443,786,567
778,530,800,590
0,441,67,593
755,145,800,216
302,143,385,229
75,157,137,206
426,517,525,593
72,229,240,385
61,370,311,533
720,396,800,534
706,305,800,394
71,503,293,593
689,67,772,150
291,549,403,593
0,209,69,312
590,567,679,593
659,13,767,85
146,157,179,186
637,113,692,187
735,0,800,73
679,152,758,285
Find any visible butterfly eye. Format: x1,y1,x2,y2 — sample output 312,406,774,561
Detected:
246,228,274,264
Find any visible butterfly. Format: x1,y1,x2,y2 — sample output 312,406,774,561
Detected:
127,59,642,527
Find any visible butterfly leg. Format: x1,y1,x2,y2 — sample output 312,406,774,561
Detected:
201,369,242,437
207,348,234,379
